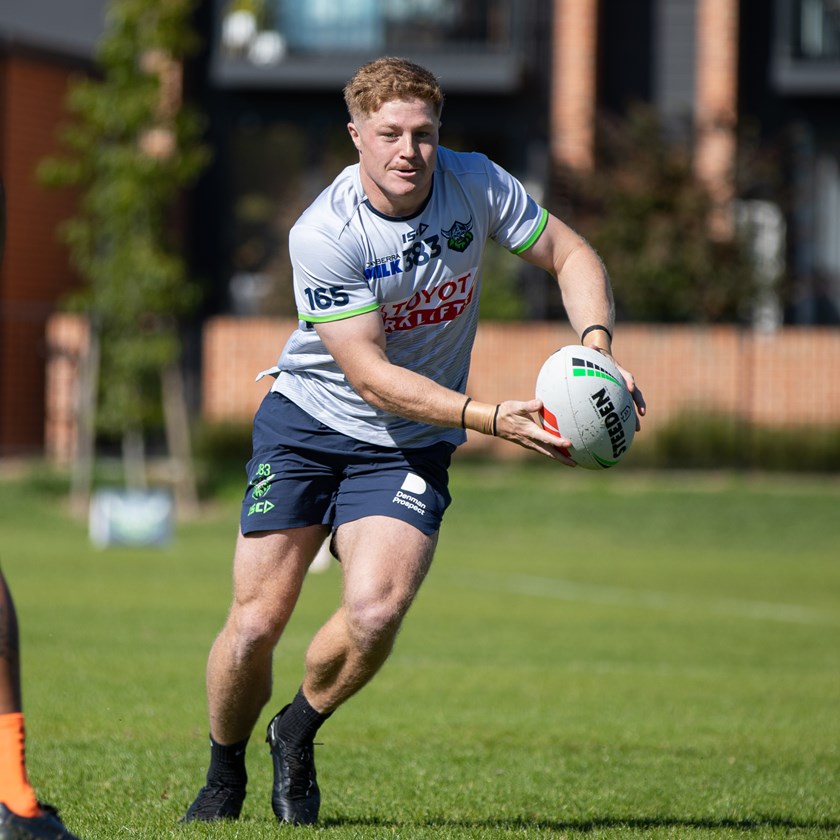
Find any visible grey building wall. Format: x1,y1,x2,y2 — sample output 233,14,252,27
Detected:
0,0,106,58
654,0,697,127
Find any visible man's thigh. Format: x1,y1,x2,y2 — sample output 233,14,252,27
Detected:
333,516,439,613
230,526,328,630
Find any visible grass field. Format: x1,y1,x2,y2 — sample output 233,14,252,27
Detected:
1,461,838,838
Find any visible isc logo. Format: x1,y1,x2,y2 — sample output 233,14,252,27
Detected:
248,500,275,516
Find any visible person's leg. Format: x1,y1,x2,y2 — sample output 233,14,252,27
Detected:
0,570,39,819
207,526,327,743
266,516,438,824
0,190,82,839
304,515,438,712
0,571,22,712
0,571,83,838
183,524,327,823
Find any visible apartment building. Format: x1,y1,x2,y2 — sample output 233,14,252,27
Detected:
1,0,838,453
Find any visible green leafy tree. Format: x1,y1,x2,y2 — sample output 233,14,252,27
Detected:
555,106,759,323
39,0,210,501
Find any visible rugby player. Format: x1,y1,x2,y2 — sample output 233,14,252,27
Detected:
183,56,645,826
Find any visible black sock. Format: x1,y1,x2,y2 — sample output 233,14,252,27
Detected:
275,686,332,748
206,735,249,789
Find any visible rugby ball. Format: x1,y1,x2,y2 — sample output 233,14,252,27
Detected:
535,345,636,469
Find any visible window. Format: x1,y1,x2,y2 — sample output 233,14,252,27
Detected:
218,0,515,65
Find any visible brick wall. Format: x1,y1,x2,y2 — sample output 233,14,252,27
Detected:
43,316,840,463
694,0,739,237
550,0,599,171
0,51,83,454
197,317,840,457
44,313,89,465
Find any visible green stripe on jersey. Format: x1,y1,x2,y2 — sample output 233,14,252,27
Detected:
511,208,549,254
299,303,380,323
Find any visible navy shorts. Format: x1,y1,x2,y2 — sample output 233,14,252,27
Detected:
240,391,454,536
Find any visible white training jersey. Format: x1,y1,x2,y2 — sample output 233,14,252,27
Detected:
261,145,548,448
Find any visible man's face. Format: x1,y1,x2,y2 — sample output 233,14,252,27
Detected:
348,98,440,218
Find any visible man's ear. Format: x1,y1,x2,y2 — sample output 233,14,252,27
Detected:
347,121,361,152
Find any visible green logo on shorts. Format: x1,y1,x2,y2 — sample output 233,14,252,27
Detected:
251,475,274,499
248,500,275,516
250,463,274,500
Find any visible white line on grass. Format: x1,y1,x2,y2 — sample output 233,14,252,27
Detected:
455,571,839,627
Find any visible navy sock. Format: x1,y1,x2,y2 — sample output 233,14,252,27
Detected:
206,735,248,789
275,687,332,748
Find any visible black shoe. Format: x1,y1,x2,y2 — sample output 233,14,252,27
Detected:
180,783,245,822
266,707,320,825
0,802,82,840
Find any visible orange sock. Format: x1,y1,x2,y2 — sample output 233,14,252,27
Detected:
0,712,40,817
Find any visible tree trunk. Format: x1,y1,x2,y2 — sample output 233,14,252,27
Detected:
123,423,147,491
70,322,99,518
162,363,199,517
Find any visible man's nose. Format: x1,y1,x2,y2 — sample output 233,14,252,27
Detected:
400,135,417,157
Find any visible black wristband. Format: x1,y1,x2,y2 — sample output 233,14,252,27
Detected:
492,404,500,436
460,396,472,429
580,324,612,344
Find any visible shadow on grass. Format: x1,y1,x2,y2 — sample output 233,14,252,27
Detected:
320,815,840,832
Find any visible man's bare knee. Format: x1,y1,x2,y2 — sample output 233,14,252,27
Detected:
343,591,409,655
224,601,286,663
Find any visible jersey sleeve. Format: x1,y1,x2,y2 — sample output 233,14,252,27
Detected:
289,222,379,324
483,157,549,254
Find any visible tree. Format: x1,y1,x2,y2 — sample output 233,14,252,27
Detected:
554,106,760,324
39,0,210,513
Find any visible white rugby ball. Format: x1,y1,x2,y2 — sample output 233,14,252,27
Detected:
535,345,636,469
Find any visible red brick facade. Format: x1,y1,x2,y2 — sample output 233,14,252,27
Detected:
44,313,89,464
0,50,83,454
193,318,840,457
551,0,599,171
43,317,840,463
694,0,739,237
